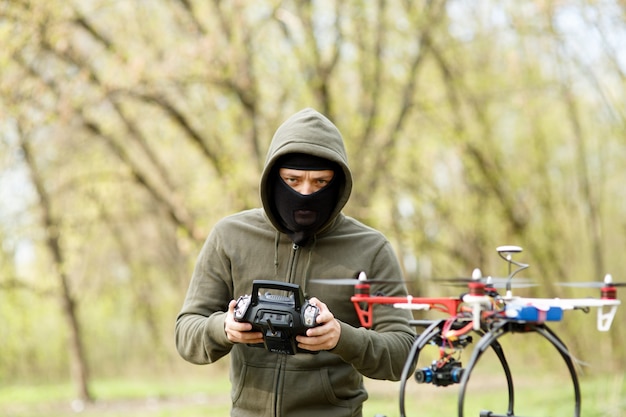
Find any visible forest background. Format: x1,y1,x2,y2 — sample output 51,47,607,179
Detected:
1,0,625,413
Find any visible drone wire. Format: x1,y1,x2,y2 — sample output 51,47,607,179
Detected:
444,321,474,341
438,290,507,353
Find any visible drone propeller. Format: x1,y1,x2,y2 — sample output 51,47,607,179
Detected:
309,271,407,286
309,278,407,286
435,276,536,289
558,282,626,288
557,273,626,288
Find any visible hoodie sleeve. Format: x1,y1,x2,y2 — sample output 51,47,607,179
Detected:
175,229,235,364
328,241,416,380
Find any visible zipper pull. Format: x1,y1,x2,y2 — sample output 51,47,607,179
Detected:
292,243,299,251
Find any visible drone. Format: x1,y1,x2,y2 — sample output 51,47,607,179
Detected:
312,245,624,417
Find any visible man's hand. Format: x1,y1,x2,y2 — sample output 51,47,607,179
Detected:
296,297,341,352
224,300,264,345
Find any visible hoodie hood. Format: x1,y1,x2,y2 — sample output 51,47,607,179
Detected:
260,108,352,237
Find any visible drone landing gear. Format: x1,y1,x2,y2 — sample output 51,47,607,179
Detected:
457,320,581,417
400,319,515,417
400,320,581,417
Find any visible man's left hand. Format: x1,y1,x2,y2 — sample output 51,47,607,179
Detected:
295,297,341,351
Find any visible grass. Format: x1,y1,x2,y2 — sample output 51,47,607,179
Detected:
366,372,626,417
0,375,230,417
1,369,624,416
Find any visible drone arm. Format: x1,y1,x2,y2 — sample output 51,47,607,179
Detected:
351,295,462,328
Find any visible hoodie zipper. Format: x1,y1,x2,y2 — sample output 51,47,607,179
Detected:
273,355,287,417
273,243,299,416
287,243,300,283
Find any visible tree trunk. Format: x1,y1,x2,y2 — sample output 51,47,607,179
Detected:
19,133,93,403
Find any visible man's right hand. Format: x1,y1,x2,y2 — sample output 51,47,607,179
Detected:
224,299,264,344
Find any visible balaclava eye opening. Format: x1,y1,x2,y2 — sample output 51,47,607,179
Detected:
271,153,342,246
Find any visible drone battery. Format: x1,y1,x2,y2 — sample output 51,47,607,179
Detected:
505,305,563,322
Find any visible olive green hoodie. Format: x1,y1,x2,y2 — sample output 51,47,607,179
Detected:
175,108,415,417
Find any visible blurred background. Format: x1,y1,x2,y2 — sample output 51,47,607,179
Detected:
1,0,625,415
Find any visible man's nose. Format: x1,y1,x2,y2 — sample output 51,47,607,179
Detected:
298,181,315,195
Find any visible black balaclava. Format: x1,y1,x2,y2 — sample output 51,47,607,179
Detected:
271,153,342,246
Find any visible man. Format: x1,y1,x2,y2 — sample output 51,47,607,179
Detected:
175,108,415,417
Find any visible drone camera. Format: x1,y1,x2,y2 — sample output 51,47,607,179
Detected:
415,358,465,387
